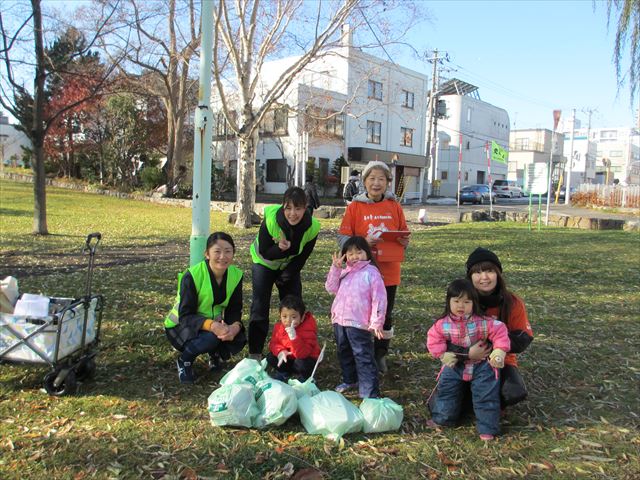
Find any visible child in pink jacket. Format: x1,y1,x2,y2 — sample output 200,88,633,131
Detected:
325,236,387,398
427,279,511,440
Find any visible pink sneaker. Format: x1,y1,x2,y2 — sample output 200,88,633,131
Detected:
479,434,495,441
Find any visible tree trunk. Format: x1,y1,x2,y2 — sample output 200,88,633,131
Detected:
235,131,258,228
31,0,48,235
171,114,185,183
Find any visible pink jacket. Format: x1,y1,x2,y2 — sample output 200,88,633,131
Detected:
325,260,387,331
427,313,511,381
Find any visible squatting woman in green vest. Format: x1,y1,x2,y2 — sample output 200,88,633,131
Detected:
165,232,245,384
248,187,320,357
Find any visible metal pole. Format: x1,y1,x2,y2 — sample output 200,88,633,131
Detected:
486,141,493,216
545,110,561,225
564,108,575,205
425,50,439,195
189,0,214,266
456,133,462,211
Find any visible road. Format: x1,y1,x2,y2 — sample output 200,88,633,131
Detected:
401,196,640,224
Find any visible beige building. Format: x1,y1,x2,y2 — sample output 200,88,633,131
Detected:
508,129,565,192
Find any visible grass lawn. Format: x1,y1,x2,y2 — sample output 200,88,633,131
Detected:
1,179,639,479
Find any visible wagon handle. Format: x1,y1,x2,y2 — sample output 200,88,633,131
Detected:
83,232,101,297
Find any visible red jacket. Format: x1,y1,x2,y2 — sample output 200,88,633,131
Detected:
269,311,321,360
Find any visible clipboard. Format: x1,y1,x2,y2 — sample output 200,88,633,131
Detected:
375,231,410,262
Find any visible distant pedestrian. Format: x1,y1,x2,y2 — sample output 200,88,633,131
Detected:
304,175,321,217
343,170,361,205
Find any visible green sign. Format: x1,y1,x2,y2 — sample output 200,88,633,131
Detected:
491,141,508,163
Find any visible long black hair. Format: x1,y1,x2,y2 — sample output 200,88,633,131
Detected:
442,278,480,317
341,236,378,269
467,261,513,321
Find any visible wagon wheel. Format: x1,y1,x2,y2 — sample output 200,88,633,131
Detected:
43,369,77,396
76,357,96,381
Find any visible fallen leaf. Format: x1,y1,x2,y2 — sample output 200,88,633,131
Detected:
291,468,324,480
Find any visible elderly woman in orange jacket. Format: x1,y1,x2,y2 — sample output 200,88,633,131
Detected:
337,160,409,374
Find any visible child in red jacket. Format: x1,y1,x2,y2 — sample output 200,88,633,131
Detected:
267,295,321,382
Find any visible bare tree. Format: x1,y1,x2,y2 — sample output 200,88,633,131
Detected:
212,0,361,228
211,0,424,227
91,0,201,188
0,0,119,234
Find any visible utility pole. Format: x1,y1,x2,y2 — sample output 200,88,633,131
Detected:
425,49,447,196
582,107,596,183
564,109,576,205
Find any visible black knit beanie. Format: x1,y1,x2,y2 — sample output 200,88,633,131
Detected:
466,247,502,274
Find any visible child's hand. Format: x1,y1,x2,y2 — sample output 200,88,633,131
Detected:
397,235,410,247
365,234,379,246
469,340,492,361
489,348,506,368
371,328,384,340
275,231,291,251
331,252,346,268
285,326,297,340
277,350,291,367
441,352,458,368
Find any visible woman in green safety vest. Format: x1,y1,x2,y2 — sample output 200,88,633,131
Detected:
165,232,246,384
248,186,320,357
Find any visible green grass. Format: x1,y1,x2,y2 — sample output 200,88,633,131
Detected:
1,179,639,479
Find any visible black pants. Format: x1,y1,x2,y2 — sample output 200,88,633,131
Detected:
248,263,302,354
266,353,316,380
170,329,246,363
374,285,397,358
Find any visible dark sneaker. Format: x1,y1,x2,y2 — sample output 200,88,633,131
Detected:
208,353,225,372
176,357,195,384
375,356,388,374
248,353,262,361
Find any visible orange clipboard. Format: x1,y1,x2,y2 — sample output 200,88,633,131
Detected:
375,231,410,263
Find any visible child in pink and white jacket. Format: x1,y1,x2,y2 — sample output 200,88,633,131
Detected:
427,279,511,440
325,236,387,398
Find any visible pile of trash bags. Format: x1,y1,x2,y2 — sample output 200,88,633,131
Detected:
207,358,403,439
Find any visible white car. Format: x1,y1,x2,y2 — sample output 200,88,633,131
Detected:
492,179,523,198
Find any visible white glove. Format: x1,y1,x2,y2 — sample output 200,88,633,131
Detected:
489,348,507,368
441,351,458,368
277,350,291,367
285,326,297,340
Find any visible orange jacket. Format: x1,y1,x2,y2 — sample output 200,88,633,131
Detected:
484,294,532,367
338,197,408,286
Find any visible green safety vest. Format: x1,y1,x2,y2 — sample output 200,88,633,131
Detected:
164,261,243,328
250,204,320,271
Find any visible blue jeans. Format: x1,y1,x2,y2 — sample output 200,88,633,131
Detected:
180,330,246,363
334,324,379,398
248,263,302,354
431,361,501,435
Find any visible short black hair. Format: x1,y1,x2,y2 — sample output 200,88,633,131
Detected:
351,170,359,176
279,295,306,316
442,279,480,317
206,231,235,252
282,186,307,208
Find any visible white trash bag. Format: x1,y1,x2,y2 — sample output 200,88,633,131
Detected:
253,378,298,428
207,383,259,428
298,391,363,440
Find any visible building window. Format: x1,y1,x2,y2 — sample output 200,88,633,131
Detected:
213,111,236,138
466,141,470,150
514,138,529,150
305,108,344,138
266,158,287,182
319,157,330,180
367,120,381,144
467,107,472,123
259,106,288,136
600,130,617,141
402,90,414,109
401,127,413,147
464,172,469,181
368,80,383,101
441,171,448,180
609,150,623,157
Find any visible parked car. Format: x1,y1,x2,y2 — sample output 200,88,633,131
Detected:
459,184,496,204
492,179,524,198
557,186,577,200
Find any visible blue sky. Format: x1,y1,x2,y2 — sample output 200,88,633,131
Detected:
393,0,637,130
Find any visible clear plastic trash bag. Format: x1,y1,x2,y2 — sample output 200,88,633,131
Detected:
207,383,259,428
253,378,298,428
359,397,403,433
219,358,269,387
298,391,363,440
287,377,321,399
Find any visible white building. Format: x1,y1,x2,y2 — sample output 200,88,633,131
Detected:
432,79,509,197
0,112,31,167
508,129,565,192
559,119,639,185
212,26,430,201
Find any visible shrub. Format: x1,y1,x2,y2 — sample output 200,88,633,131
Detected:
140,167,166,191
